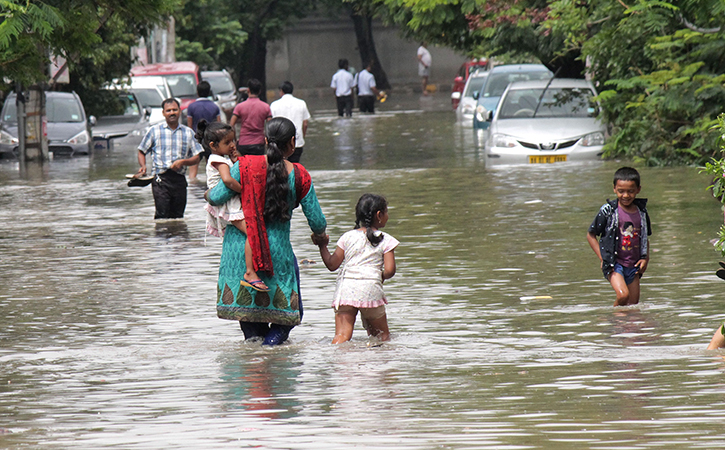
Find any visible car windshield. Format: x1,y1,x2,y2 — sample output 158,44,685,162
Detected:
131,88,163,108
498,87,598,119
482,71,552,98
464,76,487,97
90,91,141,117
47,97,84,122
2,96,84,123
205,75,235,95
163,74,197,98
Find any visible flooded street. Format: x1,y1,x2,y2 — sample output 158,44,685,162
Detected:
3,93,725,449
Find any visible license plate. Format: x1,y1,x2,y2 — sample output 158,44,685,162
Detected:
93,139,109,151
529,155,567,164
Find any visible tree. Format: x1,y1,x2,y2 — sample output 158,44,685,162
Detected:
174,0,247,71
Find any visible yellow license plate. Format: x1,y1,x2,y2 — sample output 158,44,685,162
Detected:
528,155,567,164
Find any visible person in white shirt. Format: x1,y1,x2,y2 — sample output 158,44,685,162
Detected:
417,42,432,96
355,61,380,114
270,81,311,163
330,59,355,117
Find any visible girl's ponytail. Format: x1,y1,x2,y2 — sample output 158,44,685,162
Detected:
355,193,387,246
263,117,296,223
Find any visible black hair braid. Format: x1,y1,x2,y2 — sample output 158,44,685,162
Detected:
355,193,387,246
263,117,296,223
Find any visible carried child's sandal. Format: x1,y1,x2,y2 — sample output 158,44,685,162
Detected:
241,279,270,292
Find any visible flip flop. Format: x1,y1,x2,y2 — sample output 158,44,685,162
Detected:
717,268,725,281
240,279,270,292
719,261,725,270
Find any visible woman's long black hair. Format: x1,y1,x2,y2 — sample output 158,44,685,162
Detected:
355,193,387,246
195,119,232,154
264,117,296,223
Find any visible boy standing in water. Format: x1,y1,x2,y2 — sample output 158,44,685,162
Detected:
587,167,652,306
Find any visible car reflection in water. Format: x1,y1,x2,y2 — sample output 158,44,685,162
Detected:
483,78,606,166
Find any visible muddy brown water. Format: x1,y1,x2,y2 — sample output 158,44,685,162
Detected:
2,93,725,449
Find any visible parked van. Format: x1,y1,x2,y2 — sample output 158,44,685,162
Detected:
130,62,200,111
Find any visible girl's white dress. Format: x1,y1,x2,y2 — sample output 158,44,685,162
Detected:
204,154,244,237
333,229,399,309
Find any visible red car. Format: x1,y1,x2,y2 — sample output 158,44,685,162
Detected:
451,58,489,109
130,61,201,112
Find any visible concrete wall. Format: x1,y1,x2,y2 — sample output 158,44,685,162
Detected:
266,16,465,94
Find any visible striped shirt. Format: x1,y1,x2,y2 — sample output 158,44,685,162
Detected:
138,122,203,175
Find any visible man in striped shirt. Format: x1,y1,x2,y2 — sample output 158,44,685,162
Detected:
136,98,203,219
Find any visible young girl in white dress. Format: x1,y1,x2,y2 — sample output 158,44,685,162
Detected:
315,193,398,343
196,120,268,292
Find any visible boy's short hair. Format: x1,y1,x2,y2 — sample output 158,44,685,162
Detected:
247,79,262,95
338,59,348,70
613,167,640,187
197,81,211,97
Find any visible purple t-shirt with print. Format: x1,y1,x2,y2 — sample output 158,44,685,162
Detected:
617,204,642,267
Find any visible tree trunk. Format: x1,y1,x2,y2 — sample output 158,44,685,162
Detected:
237,30,269,102
351,13,391,90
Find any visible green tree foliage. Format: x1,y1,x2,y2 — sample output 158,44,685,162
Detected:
175,0,315,94
1,0,177,89
174,0,247,70
701,114,725,254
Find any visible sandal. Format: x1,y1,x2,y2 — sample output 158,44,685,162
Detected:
240,279,270,292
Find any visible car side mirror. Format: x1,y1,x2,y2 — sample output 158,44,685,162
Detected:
144,107,152,118
486,110,493,122
451,91,461,100
472,91,479,100
88,115,97,127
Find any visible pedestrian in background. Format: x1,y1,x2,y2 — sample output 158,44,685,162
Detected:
186,80,221,179
270,81,311,163
230,79,271,156
356,61,379,114
417,42,432,96
135,98,203,219
331,59,354,117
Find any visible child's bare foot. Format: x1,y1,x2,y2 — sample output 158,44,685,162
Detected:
241,273,269,292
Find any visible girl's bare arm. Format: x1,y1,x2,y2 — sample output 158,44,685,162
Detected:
215,163,241,193
319,245,345,272
382,250,396,280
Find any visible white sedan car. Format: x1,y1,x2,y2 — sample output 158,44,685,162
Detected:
483,79,605,165
455,70,488,125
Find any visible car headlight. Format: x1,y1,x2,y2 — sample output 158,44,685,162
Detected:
581,131,604,147
221,101,235,110
492,133,518,148
462,104,474,115
475,105,486,122
67,130,89,145
0,130,18,146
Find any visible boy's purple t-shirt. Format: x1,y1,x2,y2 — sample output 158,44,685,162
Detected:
232,98,271,146
187,98,220,131
617,204,642,267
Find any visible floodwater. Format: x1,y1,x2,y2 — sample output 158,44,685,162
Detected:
2,93,725,449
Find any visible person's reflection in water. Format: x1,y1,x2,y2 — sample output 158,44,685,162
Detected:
220,353,300,420
154,220,189,239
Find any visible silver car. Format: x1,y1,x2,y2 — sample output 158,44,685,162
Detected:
455,70,488,126
483,79,606,165
0,91,93,157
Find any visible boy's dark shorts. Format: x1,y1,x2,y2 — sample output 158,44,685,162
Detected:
610,263,639,285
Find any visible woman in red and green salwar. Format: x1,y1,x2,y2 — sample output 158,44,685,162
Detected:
206,117,327,345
